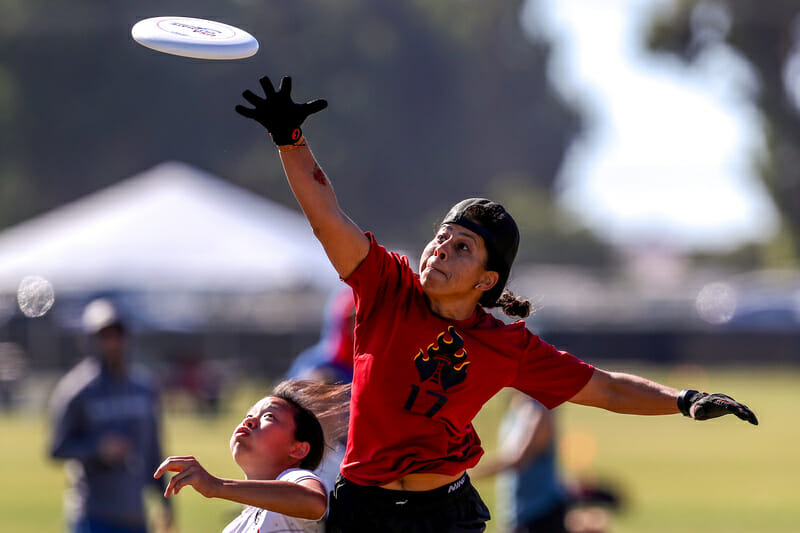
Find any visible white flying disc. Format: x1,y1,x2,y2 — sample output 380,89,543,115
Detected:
131,16,259,60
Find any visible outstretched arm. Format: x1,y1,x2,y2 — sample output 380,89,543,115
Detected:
569,369,680,415
570,368,758,425
236,76,369,278
154,456,327,520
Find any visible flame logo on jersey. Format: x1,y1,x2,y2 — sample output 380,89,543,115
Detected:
414,326,470,391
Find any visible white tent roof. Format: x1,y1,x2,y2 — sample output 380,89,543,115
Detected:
0,161,339,293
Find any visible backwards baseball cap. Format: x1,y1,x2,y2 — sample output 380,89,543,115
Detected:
441,198,519,305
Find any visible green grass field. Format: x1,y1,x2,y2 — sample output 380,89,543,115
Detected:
2,365,797,532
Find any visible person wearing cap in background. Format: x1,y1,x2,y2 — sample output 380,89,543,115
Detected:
235,76,759,533
48,298,172,533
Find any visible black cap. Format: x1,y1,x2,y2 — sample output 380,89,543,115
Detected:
441,198,519,305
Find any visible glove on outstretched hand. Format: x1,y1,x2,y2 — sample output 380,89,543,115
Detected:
235,75,327,146
678,389,758,425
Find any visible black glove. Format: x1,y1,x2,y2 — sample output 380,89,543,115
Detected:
677,389,758,425
235,75,328,146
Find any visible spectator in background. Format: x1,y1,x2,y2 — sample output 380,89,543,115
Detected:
475,393,571,532
48,298,172,533
476,392,623,533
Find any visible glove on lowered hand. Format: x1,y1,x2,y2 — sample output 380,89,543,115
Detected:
677,389,758,425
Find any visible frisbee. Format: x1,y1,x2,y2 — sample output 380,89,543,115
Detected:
131,16,259,60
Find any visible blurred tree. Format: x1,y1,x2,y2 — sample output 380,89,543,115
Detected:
0,0,610,264
487,173,614,266
647,0,800,262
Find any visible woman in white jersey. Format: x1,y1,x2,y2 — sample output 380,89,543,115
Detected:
155,380,348,533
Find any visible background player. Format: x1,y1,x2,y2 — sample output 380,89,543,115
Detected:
475,393,573,532
49,298,172,533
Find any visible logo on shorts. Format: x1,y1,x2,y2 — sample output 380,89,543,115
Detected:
448,475,467,493
414,326,469,391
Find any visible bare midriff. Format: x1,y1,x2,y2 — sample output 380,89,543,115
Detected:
379,470,466,491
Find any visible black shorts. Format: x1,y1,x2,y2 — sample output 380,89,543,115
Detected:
325,473,491,533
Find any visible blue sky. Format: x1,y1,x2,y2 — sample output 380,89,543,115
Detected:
523,0,779,252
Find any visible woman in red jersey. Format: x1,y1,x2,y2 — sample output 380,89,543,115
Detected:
235,76,758,533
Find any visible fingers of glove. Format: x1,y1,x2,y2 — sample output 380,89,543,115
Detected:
242,89,265,107
234,104,258,119
731,402,758,425
694,395,758,425
277,76,292,97
303,98,328,117
259,76,277,97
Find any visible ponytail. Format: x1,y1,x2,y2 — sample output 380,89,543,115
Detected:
483,289,532,318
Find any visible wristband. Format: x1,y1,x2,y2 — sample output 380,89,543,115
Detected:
677,389,702,417
273,126,304,147
278,137,307,152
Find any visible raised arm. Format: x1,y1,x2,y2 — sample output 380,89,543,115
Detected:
570,368,758,425
236,75,369,278
278,142,369,278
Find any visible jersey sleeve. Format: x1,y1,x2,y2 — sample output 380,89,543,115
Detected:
343,232,414,322
278,468,324,486
511,332,595,409
48,367,104,463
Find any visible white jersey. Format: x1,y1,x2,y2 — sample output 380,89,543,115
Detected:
221,469,324,533
314,440,345,494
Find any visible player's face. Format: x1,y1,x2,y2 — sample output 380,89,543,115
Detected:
419,224,495,301
95,325,126,365
230,397,299,474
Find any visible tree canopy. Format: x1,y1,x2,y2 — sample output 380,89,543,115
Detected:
647,0,800,263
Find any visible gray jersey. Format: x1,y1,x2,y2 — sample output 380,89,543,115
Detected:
49,357,167,528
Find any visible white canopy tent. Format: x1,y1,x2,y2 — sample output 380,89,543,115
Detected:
0,162,341,331
0,161,339,293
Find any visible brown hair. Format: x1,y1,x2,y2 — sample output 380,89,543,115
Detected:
271,379,350,470
483,289,532,318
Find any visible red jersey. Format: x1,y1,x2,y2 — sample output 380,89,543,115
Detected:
340,233,594,486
